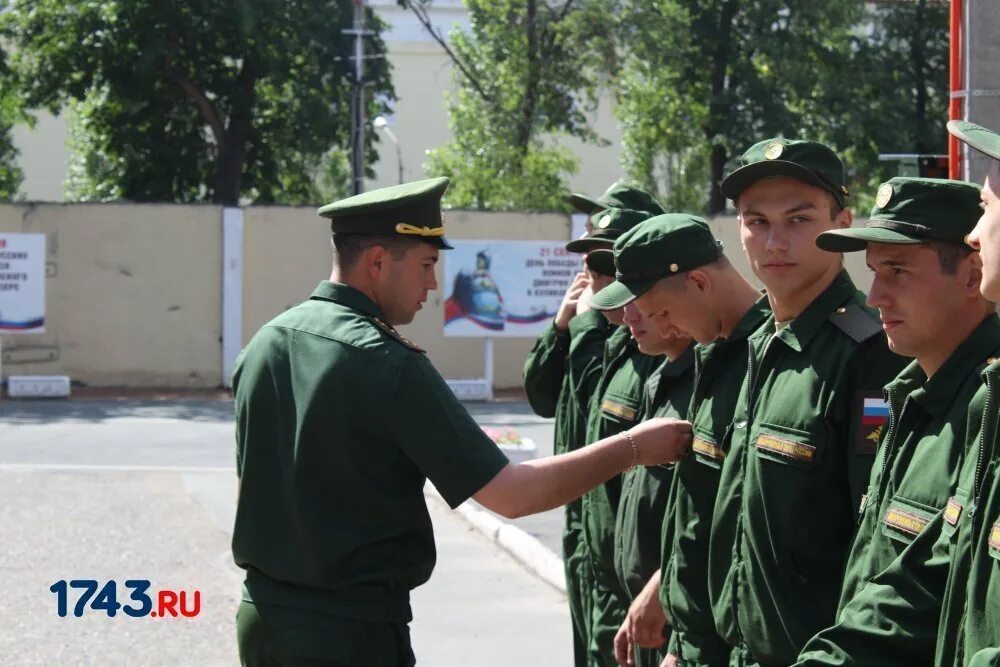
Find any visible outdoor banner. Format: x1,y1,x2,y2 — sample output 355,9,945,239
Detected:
443,240,579,338
0,233,46,333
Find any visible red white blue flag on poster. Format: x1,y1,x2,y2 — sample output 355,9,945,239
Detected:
443,240,578,338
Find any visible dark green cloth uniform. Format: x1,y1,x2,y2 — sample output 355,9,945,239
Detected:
232,281,509,666
707,270,906,666
613,345,696,667
837,315,1000,609
524,309,611,667
659,298,771,667
794,358,1000,667
583,325,663,666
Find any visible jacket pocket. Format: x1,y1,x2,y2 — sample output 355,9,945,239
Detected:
692,424,727,470
753,421,820,470
880,495,937,546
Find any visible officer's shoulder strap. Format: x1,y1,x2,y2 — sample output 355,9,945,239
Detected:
371,316,426,353
828,302,882,343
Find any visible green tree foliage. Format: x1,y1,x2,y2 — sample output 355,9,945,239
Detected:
0,42,24,201
614,0,864,215
1,0,392,205
613,1,949,216
405,0,613,210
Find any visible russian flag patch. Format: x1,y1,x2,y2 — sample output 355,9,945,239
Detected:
857,394,889,455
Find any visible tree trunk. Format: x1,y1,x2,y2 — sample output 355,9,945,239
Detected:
212,59,256,206
513,0,540,173
705,0,739,216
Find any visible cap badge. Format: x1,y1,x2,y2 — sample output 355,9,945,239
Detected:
669,263,679,273
764,141,784,160
875,183,894,209
598,215,612,229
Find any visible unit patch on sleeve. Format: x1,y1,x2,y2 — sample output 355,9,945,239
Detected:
858,394,889,455
693,435,725,461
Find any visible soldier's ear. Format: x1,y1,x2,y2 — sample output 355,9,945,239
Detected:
966,252,984,293
688,270,711,294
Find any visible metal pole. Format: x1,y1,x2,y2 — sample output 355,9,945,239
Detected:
948,0,964,179
484,338,494,401
351,0,366,195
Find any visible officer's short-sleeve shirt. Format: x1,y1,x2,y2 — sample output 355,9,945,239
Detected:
232,282,508,621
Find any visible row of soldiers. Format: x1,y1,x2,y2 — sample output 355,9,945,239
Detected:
523,122,1000,667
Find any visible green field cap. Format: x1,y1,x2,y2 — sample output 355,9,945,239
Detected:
721,138,848,205
590,213,722,310
565,207,653,253
567,181,666,216
318,177,453,249
816,177,982,253
585,248,616,277
948,120,1000,161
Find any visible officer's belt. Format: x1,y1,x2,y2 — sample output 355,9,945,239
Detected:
243,567,412,623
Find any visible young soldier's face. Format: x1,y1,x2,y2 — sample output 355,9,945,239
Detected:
738,177,850,302
379,242,439,325
634,273,718,345
866,242,979,361
622,302,688,356
967,162,1000,301
588,269,625,325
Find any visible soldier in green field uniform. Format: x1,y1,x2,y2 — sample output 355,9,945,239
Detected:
793,122,1000,667
582,245,667,667
525,195,662,667
596,214,767,667
814,177,997,610
232,178,694,667
586,244,697,667
705,139,907,666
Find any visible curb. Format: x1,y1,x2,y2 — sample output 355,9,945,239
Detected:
424,484,566,594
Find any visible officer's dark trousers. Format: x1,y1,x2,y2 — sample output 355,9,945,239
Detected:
237,601,416,667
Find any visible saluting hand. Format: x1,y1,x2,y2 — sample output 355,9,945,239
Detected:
627,417,692,467
555,272,590,330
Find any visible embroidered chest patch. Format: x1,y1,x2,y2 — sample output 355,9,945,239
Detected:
944,497,964,526
693,435,725,461
884,507,929,536
601,399,637,421
858,396,889,455
755,433,816,464
990,521,1000,552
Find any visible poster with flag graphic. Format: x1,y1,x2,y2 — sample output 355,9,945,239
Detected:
443,240,579,338
0,233,45,334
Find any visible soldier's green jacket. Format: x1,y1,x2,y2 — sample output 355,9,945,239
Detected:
614,345,694,600
584,326,663,584
584,325,662,666
524,309,610,667
837,314,1000,610
612,346,695,667
707,271,906,666
794,358,1000,667
232,282,509,623
659,298,771,667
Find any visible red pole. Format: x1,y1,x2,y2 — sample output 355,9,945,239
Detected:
949,0,963,179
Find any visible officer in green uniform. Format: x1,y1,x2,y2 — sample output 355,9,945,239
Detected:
583,245,697,667
525,202,661,667
594,214,768,667
232,177,694,666
705,139,906,666
814,177,997,611
792,122,1000,667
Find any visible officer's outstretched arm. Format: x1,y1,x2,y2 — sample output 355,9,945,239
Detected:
473,417,691,519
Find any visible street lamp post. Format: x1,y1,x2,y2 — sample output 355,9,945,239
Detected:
373,116,404,185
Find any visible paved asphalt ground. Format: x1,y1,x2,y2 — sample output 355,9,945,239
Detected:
0,398,567,666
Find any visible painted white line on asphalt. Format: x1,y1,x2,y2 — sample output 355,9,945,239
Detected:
0,463,236,473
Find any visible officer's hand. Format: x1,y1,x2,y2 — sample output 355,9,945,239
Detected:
628,575,668,648
576,282,594,317
628,418,692,467
613,619,634,666
555,272,590,331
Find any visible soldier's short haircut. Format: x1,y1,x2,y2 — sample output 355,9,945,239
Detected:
332,234,423,270
926,240,974,275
